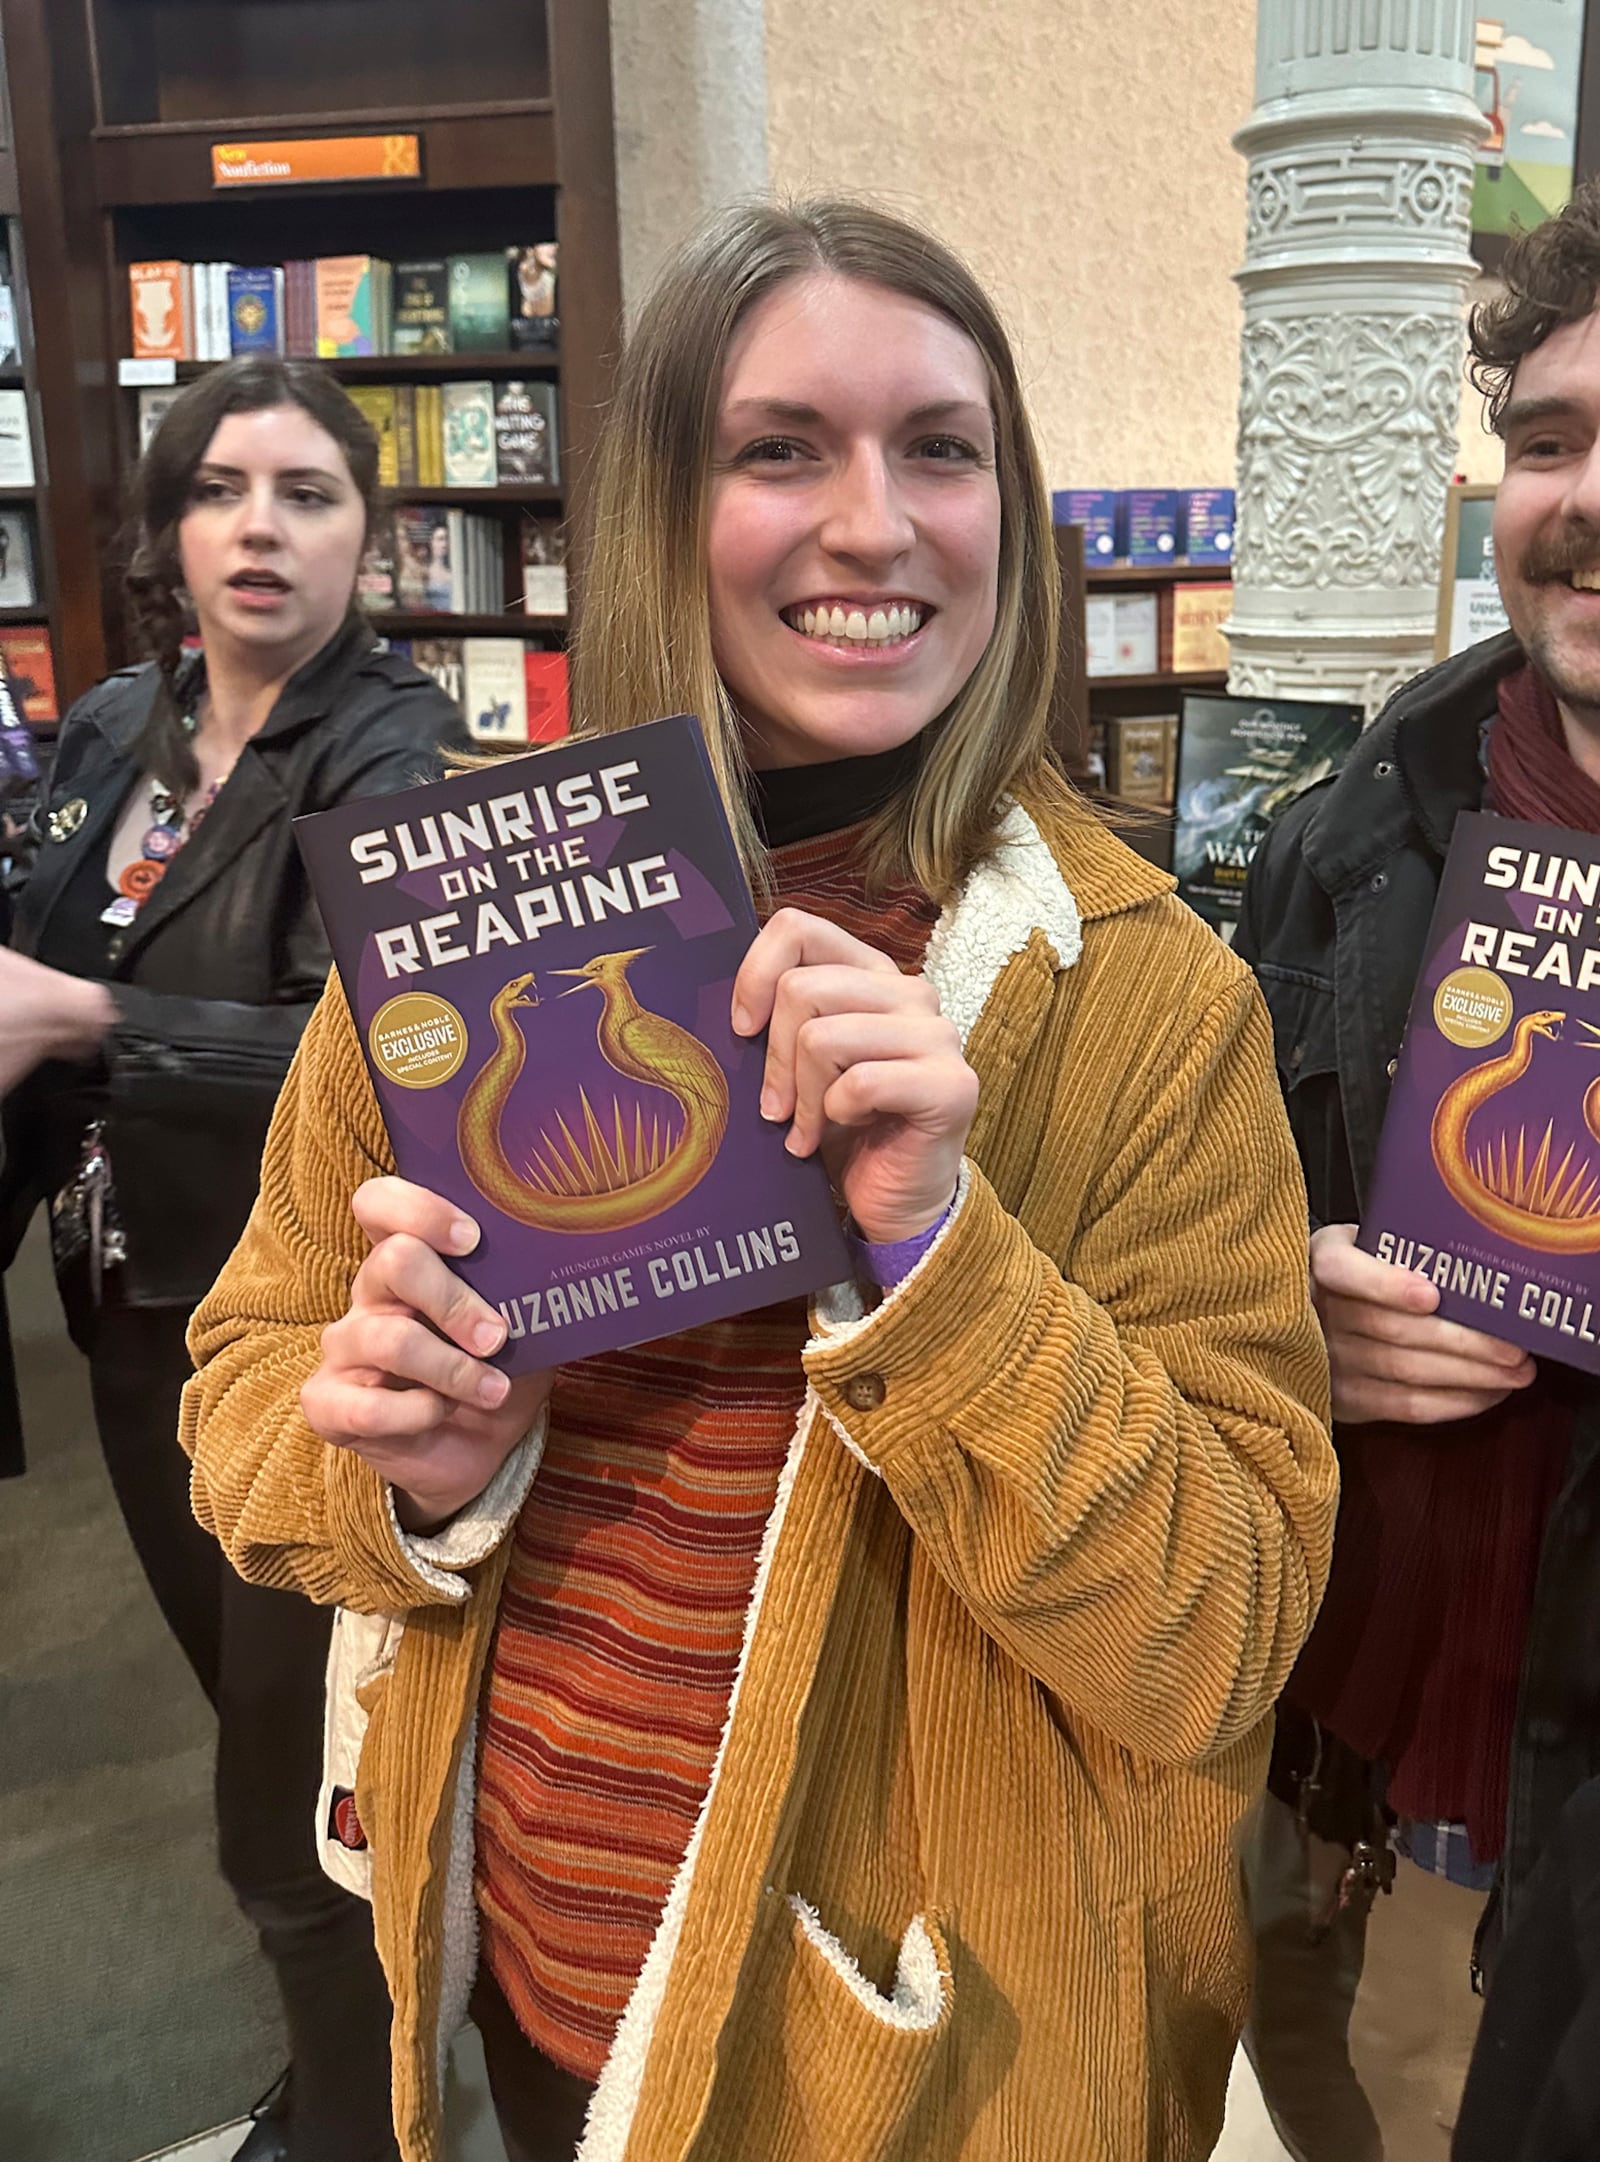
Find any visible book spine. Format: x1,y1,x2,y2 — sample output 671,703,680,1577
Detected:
394,385,418,488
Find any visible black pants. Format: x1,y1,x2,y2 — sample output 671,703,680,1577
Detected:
65,1277,400,2162
471,1964,596,2162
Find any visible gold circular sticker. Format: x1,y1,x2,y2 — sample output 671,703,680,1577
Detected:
368,992,468,1090
1433,966,1514,1050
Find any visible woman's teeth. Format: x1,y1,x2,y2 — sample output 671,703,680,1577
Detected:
787,603,925,645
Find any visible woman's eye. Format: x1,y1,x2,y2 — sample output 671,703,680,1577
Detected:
193,479,236,502
736,436,808,465
914,435,983,464
287,487,333,508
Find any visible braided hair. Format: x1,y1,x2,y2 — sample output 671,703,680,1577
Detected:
123,357,381,793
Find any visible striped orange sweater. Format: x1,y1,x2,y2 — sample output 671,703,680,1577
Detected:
475,823,940,2077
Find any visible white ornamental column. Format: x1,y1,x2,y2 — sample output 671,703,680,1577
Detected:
1229,0,1488,716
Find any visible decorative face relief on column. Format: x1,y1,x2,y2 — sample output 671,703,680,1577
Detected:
1234,311,1467,591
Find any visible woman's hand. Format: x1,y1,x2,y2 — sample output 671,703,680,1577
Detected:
1310,1222,1536,1424
732,908,978,1244
300,1176,552,1532
0,948,116,1095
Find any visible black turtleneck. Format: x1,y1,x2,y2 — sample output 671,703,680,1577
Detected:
746,736,923,850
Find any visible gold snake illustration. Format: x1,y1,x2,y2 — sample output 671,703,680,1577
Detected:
1430,1007,1600,1252
456,950,729,1231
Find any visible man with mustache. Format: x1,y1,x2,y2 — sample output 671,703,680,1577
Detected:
1235,179,1600,2162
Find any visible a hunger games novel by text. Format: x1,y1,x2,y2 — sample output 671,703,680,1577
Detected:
1359,810,1600,1375
295,714,851,1371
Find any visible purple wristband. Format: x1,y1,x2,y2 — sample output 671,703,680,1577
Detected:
849,1200,955,1289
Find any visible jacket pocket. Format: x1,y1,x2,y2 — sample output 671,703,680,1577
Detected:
318,1607,406,1900
781,1895,954,2157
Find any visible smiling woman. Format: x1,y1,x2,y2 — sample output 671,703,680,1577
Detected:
182,203,1336,2162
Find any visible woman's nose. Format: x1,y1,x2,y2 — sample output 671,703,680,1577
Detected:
820,449,915,563
240,484,286,542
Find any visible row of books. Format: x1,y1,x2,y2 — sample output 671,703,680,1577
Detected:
1056,487,1235,566
1085,580,1233,678
386,637,569,747
350,380,558,489
128,247,560,364
359,510,567,620
137,377,559,491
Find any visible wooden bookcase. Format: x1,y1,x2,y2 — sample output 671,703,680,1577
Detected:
0,0,621,704
0,33,68,735
1058,533,1236,868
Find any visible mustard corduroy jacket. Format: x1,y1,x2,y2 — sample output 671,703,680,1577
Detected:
181,796,1336,2162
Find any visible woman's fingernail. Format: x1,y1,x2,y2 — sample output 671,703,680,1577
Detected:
478,1370,509,1406
731,1000,751,1034
473,1318,505,1354
760,1087,780,1119
451,1218,479,1253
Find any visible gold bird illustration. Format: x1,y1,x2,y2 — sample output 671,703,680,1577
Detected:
456,951,729,1231
1430,1008,1600,1252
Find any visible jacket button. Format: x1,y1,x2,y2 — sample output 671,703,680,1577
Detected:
1373,760,1394,779
843,1372,887,1412
1370,872,1388,892
1387,1058,1398,1078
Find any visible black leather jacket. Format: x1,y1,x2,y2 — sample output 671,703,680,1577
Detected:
1237,629,1600,1941
0,617,468,1470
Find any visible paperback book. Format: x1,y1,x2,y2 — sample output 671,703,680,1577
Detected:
441,381,497,487
227,266,285,355
0,390,33,488
0,627,56,721
521,515,568,617
448,253,508,352
392,260,451,354
0,509,37,607
294,714,851,1367
1359,812,1600,1375
507,243,558,350
494,381,558,484
1174,693,1362,934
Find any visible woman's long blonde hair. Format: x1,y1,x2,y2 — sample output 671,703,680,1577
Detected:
570,198,1073,902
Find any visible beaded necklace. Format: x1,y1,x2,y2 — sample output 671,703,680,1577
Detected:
99,711,232,929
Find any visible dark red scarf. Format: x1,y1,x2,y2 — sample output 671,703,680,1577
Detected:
1487,659,1600,829
1291,662,1581,1859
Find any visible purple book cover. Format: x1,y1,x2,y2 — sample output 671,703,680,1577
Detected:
1359,810,1600,1373
295,713,852,1372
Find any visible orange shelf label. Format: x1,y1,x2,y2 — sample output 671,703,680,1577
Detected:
211,135,422,188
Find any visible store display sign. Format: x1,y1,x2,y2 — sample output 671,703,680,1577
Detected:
1472,4,1587,263
1437,483,1511,660
211,136,423,190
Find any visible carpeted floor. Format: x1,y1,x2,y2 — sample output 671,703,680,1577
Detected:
0,1216,281,2162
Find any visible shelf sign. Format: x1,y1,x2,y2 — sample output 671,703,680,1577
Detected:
211,135,422,190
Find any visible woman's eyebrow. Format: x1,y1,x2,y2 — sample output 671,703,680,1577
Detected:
720,396,991,427
193,461,346,485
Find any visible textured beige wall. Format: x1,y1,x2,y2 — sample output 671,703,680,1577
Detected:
763,0,1258,493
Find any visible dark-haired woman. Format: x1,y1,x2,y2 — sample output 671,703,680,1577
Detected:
0,358,466,2162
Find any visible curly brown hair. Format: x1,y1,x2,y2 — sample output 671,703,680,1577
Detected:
1470,177,1600,432
124,357,381,793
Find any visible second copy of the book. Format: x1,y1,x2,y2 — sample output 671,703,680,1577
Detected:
295,714,851,1368
1359,811,1600,1375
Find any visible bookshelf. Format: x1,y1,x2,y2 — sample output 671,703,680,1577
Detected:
0,0,620,703
1056,531,1236,867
